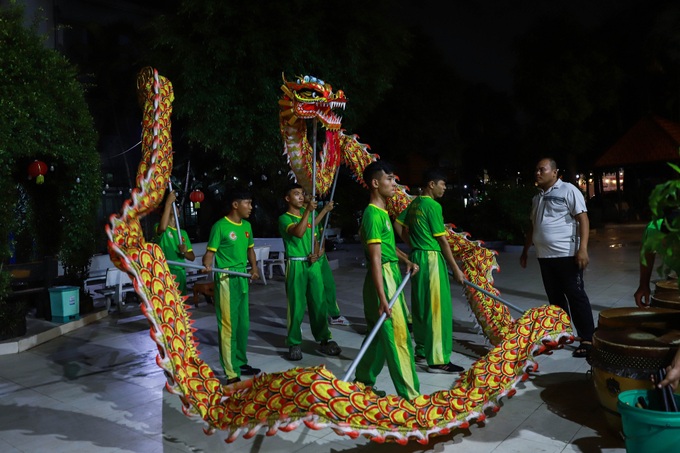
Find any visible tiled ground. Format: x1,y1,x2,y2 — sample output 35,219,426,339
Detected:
0,223,652,452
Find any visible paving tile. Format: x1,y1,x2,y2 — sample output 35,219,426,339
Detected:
0,225,648,452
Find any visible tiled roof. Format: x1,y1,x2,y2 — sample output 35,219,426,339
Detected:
594,115,680,167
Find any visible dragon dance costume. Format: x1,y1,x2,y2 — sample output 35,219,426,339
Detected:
103,68,574,444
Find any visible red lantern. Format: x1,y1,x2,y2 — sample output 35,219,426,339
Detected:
28,160,48,184
189,189,205,209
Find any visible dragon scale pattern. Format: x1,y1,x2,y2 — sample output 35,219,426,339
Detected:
105,68,574,445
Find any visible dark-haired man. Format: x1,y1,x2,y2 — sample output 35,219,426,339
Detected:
520,157,595,358
279,183,341,361
395,168,465,374
203,190,260,384
355,161,420,399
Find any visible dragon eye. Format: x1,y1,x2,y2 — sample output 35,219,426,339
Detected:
312,92,317,98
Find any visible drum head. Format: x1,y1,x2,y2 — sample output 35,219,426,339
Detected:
589,308,680,378
652,279,680,308
655,279,678,291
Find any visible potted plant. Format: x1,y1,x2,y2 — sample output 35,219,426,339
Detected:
641,158,680,279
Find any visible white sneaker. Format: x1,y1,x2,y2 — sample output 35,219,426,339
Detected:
329,315,351,326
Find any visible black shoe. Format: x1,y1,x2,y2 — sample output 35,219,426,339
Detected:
288,345,303,361
428,362,464,374
240,364,261,375
367,386,387,397
319,340,342,356
225,376,241,385
572,342,592,358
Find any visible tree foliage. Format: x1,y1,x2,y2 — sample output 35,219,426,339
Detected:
144,0,412,178
0,3,101,290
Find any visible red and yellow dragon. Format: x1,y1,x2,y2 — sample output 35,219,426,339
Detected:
105,68,574,445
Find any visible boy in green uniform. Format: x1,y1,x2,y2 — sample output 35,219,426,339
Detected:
279,184,341,361
355,161,420,400
395,169,465,374
155,191,195,295
203,190,261,384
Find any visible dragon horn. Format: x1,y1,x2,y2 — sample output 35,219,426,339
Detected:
280,73,295,98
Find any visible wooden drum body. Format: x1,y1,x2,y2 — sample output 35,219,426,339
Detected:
651,279,680,310
588,307,680,432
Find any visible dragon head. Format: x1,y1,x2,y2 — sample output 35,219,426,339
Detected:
280,74,346,131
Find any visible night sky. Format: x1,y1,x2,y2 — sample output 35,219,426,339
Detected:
404,0,651,93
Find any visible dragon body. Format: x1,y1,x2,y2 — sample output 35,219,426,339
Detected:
105,68,574,445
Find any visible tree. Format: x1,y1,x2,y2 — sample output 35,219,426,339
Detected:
0,4,101,305
143,0,412,181
138,0,414,237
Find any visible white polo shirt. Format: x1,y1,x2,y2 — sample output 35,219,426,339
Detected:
530,179,587,258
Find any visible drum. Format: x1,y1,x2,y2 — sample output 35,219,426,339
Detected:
651,279,680,310
588,307,680,433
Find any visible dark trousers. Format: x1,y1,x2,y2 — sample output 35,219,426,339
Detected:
538,257,595,342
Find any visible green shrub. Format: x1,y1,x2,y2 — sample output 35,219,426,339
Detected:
456,182,535,245
0,4,101,314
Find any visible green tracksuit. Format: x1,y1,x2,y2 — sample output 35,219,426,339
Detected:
278,209,331,346
396,196,453,366
356,204,420,400
207,216,254,380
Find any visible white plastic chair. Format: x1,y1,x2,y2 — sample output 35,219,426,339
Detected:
253,246,270,285
96,268,121,312
96,268,135,312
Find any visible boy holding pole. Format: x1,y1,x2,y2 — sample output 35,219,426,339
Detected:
155,191,195,295
395,168,465,374
354,161,420,399
202,190,260,384
279,184,341,361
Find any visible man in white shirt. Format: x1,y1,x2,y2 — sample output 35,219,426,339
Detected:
520,157,595,358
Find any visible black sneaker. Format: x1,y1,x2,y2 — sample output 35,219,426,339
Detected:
288,345,303,361
225,376,241,385
240,364,261,375
415,355,427,364
428,362,464,374
319,340,342,356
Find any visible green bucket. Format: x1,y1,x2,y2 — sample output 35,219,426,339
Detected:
617,389,680,453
